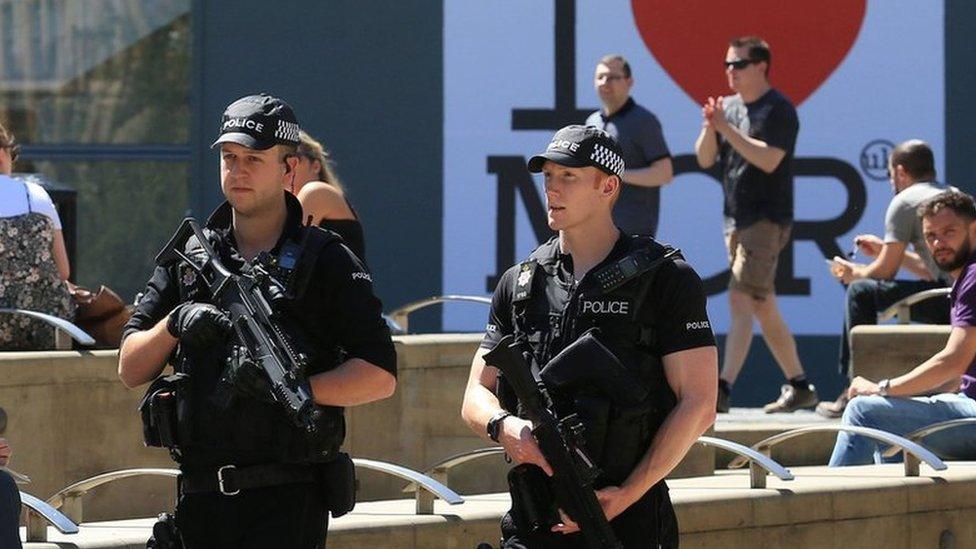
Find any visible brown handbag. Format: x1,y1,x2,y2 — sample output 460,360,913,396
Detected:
69,284,133,348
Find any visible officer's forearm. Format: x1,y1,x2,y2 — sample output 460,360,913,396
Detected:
460,348,505,438
308,358,396,406
118,318,177,388
618,393,715,503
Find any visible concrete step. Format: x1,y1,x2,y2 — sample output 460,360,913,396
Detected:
24,463,976,548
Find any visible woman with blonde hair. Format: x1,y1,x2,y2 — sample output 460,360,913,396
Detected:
286,131,366,259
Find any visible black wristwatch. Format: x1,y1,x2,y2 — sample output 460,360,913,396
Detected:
487,411,512,442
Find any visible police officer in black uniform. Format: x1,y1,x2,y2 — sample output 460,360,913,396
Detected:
461,126,717,548
119,93,397,548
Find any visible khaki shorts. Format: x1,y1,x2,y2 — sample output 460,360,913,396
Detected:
724,220,792,299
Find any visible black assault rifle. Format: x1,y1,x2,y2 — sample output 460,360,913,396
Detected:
483,335,623,549
156,218,322,440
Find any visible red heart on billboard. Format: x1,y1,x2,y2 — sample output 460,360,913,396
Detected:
631,0,866,106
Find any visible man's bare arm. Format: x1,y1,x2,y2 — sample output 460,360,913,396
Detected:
900,250,935,280
460,347,553,474
849,326,976,398
118,318,177,388
614,346,718,506
694,126,718,169
715,124,786,174
854,241,907,280
889,327,976,396
309,359,396,406
622,157,673,188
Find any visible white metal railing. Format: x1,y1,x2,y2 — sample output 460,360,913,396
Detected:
727,425,947,476
386,295,491,333
0,308,95,349
878,288,951,324
21,491,79,542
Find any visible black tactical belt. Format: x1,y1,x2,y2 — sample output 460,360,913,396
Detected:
180,463,317,496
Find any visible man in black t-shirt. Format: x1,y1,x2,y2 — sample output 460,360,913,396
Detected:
695,36,817,414
462,125,717,548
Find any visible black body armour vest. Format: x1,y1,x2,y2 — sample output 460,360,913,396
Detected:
171,226,345,468
503,236,681,486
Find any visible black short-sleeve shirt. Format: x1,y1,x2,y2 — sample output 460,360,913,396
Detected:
125,193,396,377
482,235,715,358
718,88,799,229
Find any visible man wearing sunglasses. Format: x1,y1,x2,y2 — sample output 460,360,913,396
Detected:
586,54,673,237
695,36,815,414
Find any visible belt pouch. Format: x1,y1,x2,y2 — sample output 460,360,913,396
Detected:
318,452,356,517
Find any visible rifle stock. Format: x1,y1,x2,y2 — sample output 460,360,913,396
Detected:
484,335,622,549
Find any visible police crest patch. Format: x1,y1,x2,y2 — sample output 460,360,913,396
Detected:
517,267,533,288
181,266,197,287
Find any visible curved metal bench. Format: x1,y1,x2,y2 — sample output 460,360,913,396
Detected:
881,418,976,459
46,467,180,524
43,460,463,524
0,308,95,349
20,491,80,542
404,446,507,498
878,288,951,324
353,458,463,514
387,295,491,333
727,425,947,476
406,437,793,492
697,436,793,488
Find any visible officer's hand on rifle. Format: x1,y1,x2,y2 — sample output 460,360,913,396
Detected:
167,302,233,349
497,415,554,476
551,484,633,535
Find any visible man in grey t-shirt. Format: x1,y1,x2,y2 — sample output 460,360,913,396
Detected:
821,140,952,417
586,54,673,236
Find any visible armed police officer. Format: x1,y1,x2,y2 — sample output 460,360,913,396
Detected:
119,94,396,548
461,126,717,548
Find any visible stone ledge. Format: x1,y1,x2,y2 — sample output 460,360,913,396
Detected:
23,463,976,548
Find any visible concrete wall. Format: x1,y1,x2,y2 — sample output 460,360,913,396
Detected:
1,335,712,521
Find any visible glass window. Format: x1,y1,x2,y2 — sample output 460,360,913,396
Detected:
0,1,191,144
33,160,190,300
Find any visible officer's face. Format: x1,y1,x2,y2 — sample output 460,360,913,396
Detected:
541,161,611,231
220,143,289,215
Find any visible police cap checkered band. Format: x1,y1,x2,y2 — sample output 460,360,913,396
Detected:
212,93,302,150
526,125,625,177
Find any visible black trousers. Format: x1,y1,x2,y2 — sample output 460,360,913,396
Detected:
175,481,328,548
0,471,22,549
500,483,678,549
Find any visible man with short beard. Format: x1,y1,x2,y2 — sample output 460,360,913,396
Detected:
829,190,976,466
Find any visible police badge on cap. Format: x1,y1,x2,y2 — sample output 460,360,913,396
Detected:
526,125,625,178
211,93,301,150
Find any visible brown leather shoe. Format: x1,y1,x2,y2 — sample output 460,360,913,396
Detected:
815,391,849,418
763,383,819,413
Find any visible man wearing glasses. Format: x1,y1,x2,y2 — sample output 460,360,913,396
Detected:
695,36,815,413
821,140,953,418
586,54,673,237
